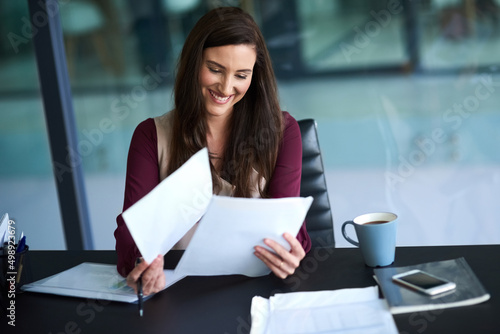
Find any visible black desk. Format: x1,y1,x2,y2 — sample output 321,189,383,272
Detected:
5,245,499,334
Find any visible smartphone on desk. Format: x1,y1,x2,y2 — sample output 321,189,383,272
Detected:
392,269,456,296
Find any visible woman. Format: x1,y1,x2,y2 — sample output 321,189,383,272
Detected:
114,7,311,295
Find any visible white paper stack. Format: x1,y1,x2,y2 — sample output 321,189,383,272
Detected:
250,286,399,334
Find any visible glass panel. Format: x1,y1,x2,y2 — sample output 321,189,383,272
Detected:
57,0,500,250
286,0,500,246
0,2,65,249
281,71,500,247
419,0,500,69
296,0,408,72
59,0,207,249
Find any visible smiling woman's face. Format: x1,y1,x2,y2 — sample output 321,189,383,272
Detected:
199,44,257,119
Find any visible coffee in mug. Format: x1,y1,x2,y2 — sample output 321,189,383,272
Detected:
364,221,389,225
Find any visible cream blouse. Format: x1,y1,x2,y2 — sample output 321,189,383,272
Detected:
154,112,265,249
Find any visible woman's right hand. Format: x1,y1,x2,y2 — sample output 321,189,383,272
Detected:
126,254,166,296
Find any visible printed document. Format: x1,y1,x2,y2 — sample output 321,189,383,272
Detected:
122,147,313,276
122,148,212,264
174,195,313,277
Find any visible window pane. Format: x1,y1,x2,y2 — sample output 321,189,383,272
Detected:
0,2,65,249
59,0,206,249
296,0,408,72
286,0,500,246
419,0,500,70
57,0,500,250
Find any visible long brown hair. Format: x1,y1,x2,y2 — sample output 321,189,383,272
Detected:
167,7,283,198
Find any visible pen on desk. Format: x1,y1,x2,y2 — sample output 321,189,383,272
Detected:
15,233,27,271
136,258,144,317
16,234,26,253
16,253,24,284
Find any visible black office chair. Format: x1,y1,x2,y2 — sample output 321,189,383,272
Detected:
298,119,335,248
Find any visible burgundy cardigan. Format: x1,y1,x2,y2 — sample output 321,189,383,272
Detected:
114,111,311,276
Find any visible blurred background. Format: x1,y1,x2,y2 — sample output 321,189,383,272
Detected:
1,0,499,249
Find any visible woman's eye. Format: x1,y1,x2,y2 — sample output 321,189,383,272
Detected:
236,75,247,80
209,68,220,74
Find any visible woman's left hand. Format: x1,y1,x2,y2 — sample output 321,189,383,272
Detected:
254,232,306,279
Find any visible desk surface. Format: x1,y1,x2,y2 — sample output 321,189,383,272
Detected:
3,245,499,334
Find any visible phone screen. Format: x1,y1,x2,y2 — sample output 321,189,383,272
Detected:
398,272,448,289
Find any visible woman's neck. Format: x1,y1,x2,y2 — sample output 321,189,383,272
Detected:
206,113,231,163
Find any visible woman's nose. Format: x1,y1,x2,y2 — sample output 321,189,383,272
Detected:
220,76,233,96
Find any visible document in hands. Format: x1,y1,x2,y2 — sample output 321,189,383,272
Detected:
122,148,313,276
174,195,313,277
122,148,213,264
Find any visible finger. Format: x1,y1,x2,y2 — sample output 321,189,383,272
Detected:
254,250,290,279
259,233,306,276
126,259,150,292
154,271,167,293
144,255,164,295
129,258,150,281
263,238,300,269
283,233,306,259
142,275,156,296
254,245,296,277
142,255,163,295
254,245,282,267
142,272,154,296
126,278,138,294
151,255,166,293
144,267,166,295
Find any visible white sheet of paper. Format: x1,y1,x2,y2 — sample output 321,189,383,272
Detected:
174,195,313,277
122,148,212,264
21,262,185,303
250,287,399,334
0,213,9,245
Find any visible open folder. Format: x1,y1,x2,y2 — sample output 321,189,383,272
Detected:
22,263,184,303
122,148,313,277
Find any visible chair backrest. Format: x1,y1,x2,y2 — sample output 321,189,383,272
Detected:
298,119,335,248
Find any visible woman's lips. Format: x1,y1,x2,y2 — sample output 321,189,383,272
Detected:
209,89,232,104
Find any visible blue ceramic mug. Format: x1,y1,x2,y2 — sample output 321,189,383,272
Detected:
341,212,398,267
